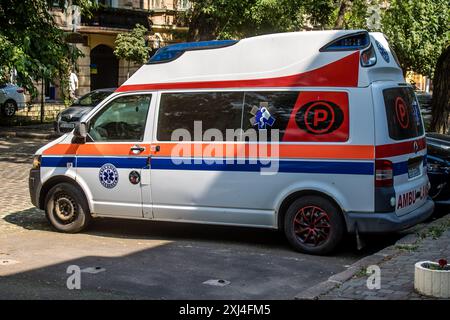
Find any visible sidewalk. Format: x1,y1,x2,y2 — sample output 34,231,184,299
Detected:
0,124,60,140
298,213,450,300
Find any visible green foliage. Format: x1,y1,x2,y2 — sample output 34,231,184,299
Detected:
186,0,379,40
114,24,149,66
186,0,448,79
0,0,94,98
382,0,450,77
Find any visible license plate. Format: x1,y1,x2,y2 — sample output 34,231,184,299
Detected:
60,123,75,129
408,164,421,179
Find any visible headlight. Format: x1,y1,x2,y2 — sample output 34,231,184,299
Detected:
32,155,41,169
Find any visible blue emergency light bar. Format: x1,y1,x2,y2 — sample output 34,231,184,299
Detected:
148,40,239,64
319,31,370,52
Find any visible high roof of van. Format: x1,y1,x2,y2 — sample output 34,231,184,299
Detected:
117,30,404,93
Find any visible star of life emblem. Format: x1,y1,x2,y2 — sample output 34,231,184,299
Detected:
99,163,119,189
249,102,276,129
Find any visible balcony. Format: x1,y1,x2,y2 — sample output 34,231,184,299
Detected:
81,6,151,30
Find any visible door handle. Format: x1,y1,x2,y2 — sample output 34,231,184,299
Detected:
130,145,145,154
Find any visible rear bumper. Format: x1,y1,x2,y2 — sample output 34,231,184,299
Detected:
345,199,434,233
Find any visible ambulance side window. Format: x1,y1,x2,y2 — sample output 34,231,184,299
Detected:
241,91,299,141
88,95,152,142
157,92,244,141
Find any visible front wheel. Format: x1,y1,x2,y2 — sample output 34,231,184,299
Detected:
44,183,91,233
284,196,345,255
1,100,17,117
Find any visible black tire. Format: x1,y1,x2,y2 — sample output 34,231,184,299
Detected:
44,182,91,233
1,100,17,117
284,195,345,255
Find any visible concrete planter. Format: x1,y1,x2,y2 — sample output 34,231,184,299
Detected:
414,261,450,298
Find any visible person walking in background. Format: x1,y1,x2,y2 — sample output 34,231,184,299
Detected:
69,68,79,101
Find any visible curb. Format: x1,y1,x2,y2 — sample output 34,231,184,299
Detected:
294,213,450,300
0,131,60,140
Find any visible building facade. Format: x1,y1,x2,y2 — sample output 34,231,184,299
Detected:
43,0,190,101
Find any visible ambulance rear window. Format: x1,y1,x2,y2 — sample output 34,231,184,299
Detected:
383,87,424,140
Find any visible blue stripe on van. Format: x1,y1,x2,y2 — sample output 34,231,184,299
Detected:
150,157,375,175
42,156,424,177
76,156,148,169
393,161,408,176
41,156,76,168
41,156,374,174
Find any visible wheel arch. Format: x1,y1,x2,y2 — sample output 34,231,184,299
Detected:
4,98,17,104
39,175,91,212
276,189,347,231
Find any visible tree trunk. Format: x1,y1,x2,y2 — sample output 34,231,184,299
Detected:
187,2,218,41
335,0,350,29
429,45,450,134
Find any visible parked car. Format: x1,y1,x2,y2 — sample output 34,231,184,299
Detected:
54,88,116,133
415,91,433,129
426,133,450,204
0,83,27,117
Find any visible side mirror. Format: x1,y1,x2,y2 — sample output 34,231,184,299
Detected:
72,122,87,144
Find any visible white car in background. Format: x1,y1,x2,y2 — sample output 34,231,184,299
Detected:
0,83,27,117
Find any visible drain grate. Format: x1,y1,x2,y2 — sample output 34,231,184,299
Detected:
203,279,230,287
81,266,106,274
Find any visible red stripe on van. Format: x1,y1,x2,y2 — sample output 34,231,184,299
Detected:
116,52,359,92
375,137,426,158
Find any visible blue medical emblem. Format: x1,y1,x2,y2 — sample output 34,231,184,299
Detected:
250,103,276,129
99,163,119,189
375,40,390,63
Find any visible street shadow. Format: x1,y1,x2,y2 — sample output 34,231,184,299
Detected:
0,237,333,300
3,207,403,258
0,136,47,164
2,207,297,251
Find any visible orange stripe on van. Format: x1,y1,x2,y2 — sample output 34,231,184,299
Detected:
43,143,150,156
155,143,374,160
43,142,374,160
42,143,80,155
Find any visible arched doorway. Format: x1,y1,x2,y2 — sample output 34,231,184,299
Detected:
90,44,119,90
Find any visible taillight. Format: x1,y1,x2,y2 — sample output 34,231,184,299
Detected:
16,88,24,93
375,159,393,187
360,44,377,67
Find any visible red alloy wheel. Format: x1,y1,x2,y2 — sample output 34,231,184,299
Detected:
293,205,331,246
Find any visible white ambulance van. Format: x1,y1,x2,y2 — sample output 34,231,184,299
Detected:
29,30,434,254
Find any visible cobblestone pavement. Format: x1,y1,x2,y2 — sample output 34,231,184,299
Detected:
320,220,450,300
0,137,50,234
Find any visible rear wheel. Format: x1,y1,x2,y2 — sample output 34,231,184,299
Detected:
284,195,345,255
1,100,17,117
44,183,91,233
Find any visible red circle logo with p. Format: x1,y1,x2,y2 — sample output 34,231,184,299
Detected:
395,97,409,129
295,100,344,135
